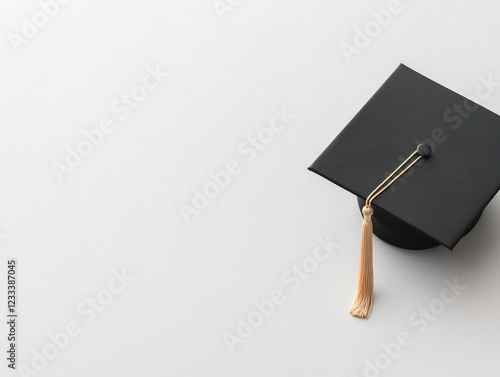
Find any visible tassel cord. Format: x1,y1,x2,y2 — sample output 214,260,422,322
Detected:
350,149,423,319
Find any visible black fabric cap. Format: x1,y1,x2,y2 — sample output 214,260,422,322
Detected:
309,64,500,250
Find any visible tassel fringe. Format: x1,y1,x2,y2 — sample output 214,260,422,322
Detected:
350,206,374,319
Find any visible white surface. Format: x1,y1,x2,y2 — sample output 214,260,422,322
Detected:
1,0,500,376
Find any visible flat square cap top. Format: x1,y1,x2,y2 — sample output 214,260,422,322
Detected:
309,64,500,249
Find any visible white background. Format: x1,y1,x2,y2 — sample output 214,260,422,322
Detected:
1,0,500,376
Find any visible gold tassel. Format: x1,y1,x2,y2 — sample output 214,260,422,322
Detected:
347,146,431,318
350,206,374,319
348,147,427,318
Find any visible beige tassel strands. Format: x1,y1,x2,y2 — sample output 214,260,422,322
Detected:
350,145,431,319
349,205,374,318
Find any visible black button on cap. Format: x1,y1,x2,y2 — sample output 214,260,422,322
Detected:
417,143,432,158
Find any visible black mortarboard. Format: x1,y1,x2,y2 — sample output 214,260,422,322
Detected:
308,64,500,318
310,64,500,250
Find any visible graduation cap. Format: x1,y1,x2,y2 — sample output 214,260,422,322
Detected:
309,64,500,318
